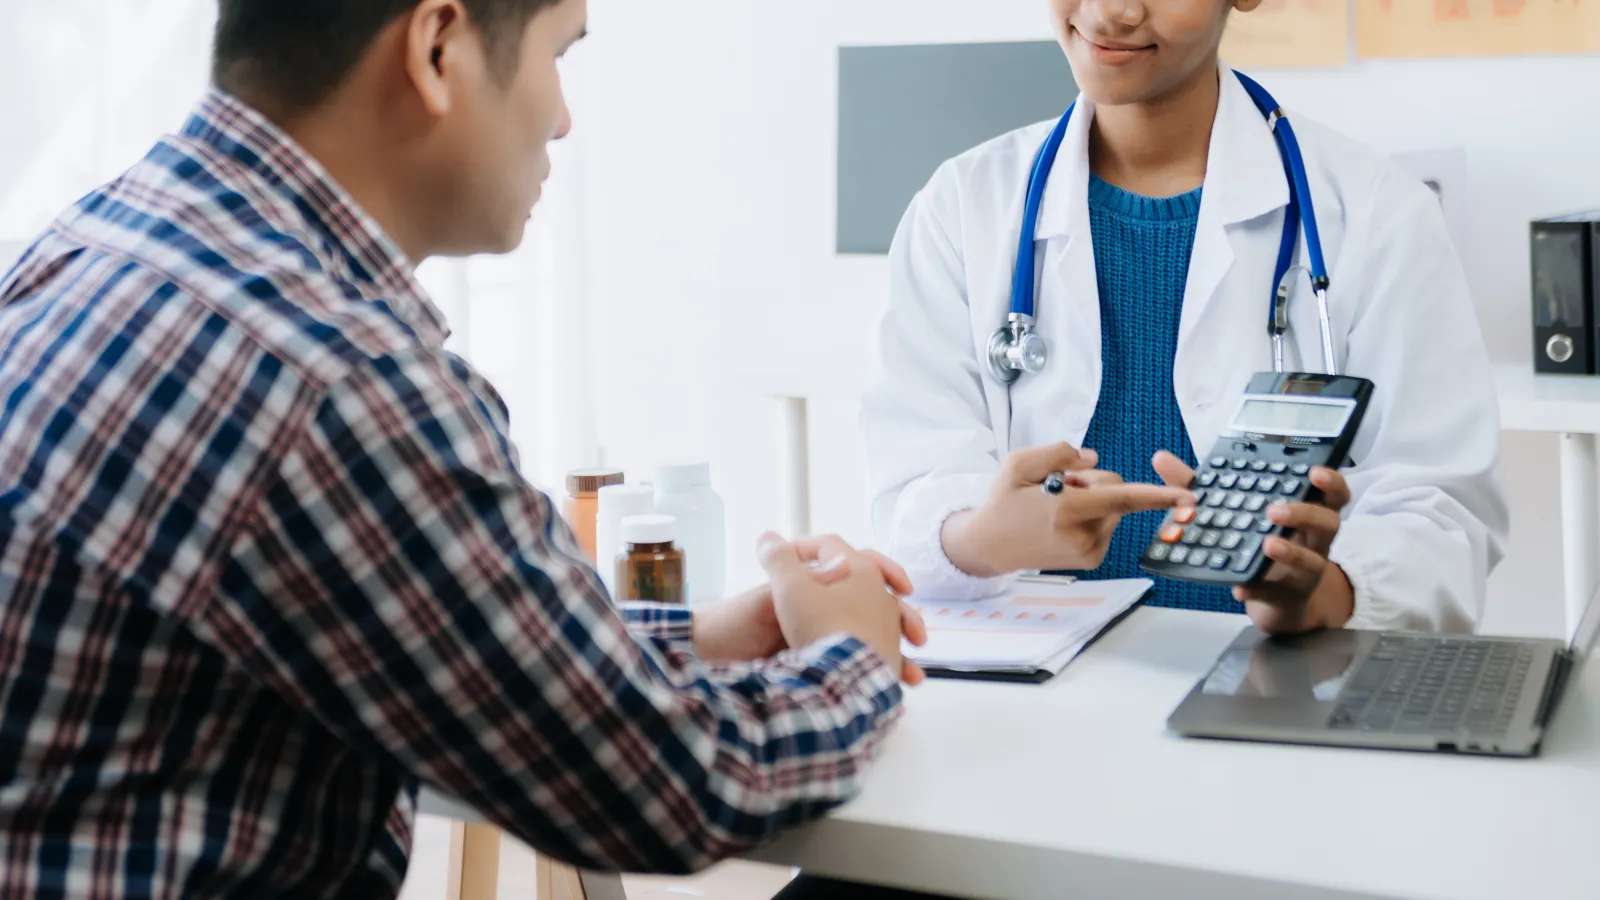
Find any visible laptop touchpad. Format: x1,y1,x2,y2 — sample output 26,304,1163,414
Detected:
1171,627,1370,734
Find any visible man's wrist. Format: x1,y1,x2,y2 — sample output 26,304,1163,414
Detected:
689,587,783,662
689,597,736,660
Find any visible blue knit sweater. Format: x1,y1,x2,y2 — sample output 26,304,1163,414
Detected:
1065,175,1240,614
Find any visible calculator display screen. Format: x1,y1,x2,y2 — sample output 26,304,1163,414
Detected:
1229,398,1352,438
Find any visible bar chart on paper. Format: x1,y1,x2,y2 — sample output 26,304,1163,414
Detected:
906,578,1151,675
1357,0,1600,58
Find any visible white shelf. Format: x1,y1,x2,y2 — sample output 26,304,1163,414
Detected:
1496,363,1600,434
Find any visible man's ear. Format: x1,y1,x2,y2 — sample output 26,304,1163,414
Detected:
403,0,469,117
1234,0,1266,11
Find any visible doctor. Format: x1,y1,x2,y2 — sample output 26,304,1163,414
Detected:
859,0,1510,639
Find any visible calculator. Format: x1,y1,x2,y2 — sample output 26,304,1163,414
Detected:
1139,372,1375,586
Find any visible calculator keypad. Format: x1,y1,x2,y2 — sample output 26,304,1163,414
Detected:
1145,455,1315,581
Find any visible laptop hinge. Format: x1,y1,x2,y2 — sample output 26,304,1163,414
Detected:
1536,650,1576,726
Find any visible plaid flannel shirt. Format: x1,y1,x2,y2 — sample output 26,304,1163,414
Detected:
0,89,902,899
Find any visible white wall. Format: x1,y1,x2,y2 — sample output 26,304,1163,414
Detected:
571,0,1600,637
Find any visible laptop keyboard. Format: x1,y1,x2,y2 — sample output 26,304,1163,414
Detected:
1328,637,1535,736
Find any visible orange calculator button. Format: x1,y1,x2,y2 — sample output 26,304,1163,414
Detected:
1159,525,1185,544
1172,507,1196,525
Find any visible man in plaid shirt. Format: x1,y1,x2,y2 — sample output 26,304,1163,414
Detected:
0,0,925,896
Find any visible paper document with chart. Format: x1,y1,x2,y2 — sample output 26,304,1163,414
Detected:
906,577,1152,683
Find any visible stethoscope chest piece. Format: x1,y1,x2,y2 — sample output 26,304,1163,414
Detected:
986,313,1049,384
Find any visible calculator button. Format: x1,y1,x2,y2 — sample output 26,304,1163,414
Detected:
1196,471,1218,488
1232,549,1258,573
1237,475,1257,492
1159,525,1185,544
1173,507,1196,525
1231,458,1250,470
1256,476,1278,493
1148,544,1171,562
1213,511,1234,529
1182,527,1203,545
1270,462,1289,474
1291,463,1311,476
1244,495,1267,513
1200,531,1222,548
1208,554,1230,571
1280,478,1303,495
1232,515,1255,531
1206,492,1226,508
1257,518,1276,534
1195,509,1216,527
1209,456,1228,469
1170,547,1190,564
1224,493,1246,510
1189,551,1210,568
1221,532,1243,551
1218,473,1239,489
1192,489,1207,506
1250,460,1269,473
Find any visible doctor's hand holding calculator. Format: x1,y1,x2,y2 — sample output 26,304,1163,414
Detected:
1140,372,1375,635
958,372,1373,637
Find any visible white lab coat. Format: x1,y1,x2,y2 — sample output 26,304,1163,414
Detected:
861,67,1509,633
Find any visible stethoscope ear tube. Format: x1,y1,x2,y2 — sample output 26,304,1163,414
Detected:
1238,70,1338,377
989,106,1074,384
1009,106,1077,322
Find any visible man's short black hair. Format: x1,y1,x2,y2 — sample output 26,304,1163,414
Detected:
213,0,560,110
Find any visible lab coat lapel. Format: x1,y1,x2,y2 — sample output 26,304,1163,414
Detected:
1176,67,1291,361
1026,99,1102,448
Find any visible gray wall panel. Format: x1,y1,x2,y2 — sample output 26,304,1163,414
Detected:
837,40,1078,255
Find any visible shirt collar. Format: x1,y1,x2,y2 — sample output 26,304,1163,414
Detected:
178,89,450,344
1034,63,1289,241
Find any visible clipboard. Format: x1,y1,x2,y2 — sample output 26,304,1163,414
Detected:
908,577,1151,685
920,594,1144,684
920,666,1058,685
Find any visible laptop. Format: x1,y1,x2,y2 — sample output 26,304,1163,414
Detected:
1167,585,1600,757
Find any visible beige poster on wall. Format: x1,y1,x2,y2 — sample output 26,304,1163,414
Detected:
1357,0,1600,59
1221,0,1353,68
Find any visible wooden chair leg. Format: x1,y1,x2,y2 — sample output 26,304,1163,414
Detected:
538,857,624,900
549,861,589,900
535,854,556,900
449,824,619,900
458,824,504,900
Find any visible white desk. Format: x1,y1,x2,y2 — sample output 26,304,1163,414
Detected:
421,605,1600,899
1494,364,1600,640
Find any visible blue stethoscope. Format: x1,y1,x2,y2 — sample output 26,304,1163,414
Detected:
985,71,1340,386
